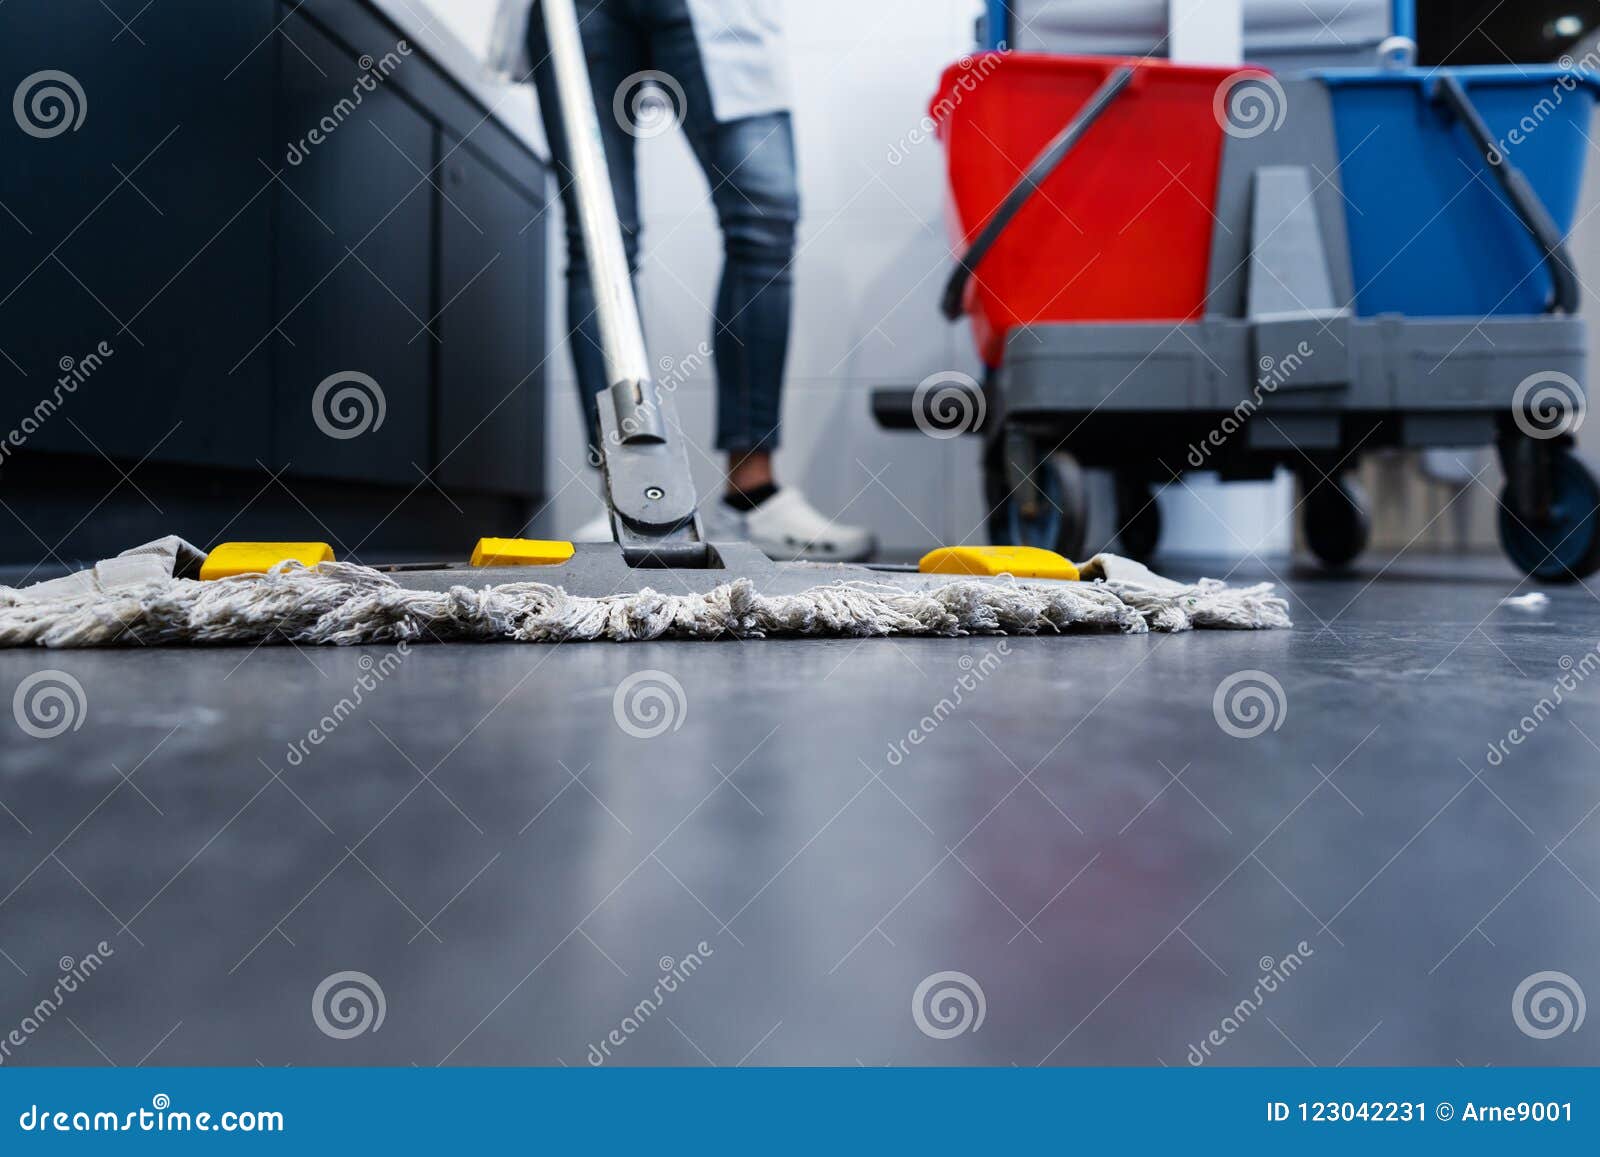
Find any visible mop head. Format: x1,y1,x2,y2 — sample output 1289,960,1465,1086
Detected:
0,543,1290,647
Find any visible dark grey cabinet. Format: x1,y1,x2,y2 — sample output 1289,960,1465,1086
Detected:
0,0,277,467
271,9,434,485
0,0,550,559
436,132,546,496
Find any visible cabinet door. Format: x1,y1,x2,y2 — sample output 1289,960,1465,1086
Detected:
0,0,275,467
435,133,546,497
271,7,432,485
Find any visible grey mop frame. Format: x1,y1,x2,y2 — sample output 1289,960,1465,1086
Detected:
876,70,1600,578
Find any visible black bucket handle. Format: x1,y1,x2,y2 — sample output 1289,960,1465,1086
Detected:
940,65,1134,321
1432,73,1580,315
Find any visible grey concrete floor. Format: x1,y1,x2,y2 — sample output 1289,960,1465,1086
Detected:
1,552,1598,1067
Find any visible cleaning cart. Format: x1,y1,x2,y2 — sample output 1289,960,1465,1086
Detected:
877,18,1600,580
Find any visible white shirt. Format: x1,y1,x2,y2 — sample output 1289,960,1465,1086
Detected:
490,0,791,122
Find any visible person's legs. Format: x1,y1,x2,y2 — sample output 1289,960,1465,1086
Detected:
645,2,797,493
637,0,872,560
699,112,798,490
528,0,646,461
533,0,870,556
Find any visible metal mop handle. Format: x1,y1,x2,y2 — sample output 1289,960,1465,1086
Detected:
539,0,707,565
542,0,649,382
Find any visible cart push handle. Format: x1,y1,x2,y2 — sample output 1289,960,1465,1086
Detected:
939,65,1135,322
1431,74,1580,315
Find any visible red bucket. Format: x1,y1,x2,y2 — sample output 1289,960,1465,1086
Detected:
935,54,1239,366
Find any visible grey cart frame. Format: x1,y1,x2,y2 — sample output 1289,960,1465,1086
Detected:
875,76,1598,578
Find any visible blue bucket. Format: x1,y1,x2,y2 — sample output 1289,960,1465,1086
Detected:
1319,67,1598,317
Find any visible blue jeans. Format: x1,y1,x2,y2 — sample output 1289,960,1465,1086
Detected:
529,0,799,459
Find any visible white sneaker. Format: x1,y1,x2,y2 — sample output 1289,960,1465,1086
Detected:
743,487,875,562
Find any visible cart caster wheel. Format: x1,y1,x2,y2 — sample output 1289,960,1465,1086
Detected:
986,450,1088,560
1112,471,1161,561
1302,474,1370,570
1498,449,1600,582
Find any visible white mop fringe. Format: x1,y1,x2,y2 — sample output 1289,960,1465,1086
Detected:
0,559,1290,647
